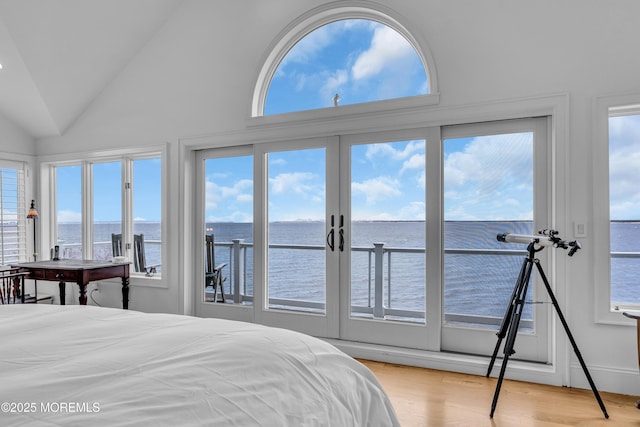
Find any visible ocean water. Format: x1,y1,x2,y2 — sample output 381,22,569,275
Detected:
56,221,640,317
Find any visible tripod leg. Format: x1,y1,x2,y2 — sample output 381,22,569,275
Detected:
534,260,609,419
487,257,530,377
490,260,534,417
490,351,511,417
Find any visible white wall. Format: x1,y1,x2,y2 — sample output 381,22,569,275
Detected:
33,0,640,395
0,112,36,155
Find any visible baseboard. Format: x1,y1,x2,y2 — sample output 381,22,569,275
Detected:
326,338,639,396
569,363,640,396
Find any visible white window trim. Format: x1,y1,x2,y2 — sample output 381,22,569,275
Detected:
249,0,440,122
593,93,640,325
39,145,168,288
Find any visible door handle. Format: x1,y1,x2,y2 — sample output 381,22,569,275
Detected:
338,215,344,252
327,215,335,251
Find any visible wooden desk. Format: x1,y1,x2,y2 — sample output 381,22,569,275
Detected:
12,260,130,309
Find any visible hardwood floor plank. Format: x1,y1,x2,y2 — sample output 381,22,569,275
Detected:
360,360,640,426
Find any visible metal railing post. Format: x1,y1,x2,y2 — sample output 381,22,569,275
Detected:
373,242,385,318
232,239,243,303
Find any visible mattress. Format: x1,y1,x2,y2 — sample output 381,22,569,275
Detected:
0,304,399,426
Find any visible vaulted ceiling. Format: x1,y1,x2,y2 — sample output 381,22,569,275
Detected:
0,0,184,139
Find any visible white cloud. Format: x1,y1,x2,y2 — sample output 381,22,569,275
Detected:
282,25,335,66
270,172,316,194
609,115,640,219
444,133,532,191
399,201,426,220
270,157,287,166
321,69,349,99
351,25,415,81
352,176,401,204
365,140,424,161
400,153,425,174
443,133,533,220
206,179,253,211
57,210,82,223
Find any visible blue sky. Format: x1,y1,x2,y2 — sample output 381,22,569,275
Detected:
57,159,162,222
609,114,640,220
203,20,537,223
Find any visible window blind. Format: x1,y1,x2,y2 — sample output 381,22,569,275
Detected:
0,164,26,265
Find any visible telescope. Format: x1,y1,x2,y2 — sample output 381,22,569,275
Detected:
497,229,581,256
488,227,605,419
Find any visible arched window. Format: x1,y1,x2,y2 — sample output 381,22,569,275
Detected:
252,3,437,117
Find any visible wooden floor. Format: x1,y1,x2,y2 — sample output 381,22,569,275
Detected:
361,360,640,426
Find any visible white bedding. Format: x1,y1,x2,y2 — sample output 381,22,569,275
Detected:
0,305,399,426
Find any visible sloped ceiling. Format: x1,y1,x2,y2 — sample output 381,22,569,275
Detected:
0,0,183,139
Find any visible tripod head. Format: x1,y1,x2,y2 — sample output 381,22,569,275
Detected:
497,229,581,256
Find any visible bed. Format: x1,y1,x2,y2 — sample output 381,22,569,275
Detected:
0,304,399,426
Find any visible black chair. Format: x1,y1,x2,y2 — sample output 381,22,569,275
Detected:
111,233,124,257
205,234,227,302
111,233,160,276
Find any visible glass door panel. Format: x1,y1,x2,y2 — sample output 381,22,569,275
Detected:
350,140,426,323
203,155,254,305
266,148,327,314
340,132,430,350
440,119,550,362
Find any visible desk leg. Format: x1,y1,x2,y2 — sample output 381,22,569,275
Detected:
59,281,65,305
78,282,87,305
122,276,129,310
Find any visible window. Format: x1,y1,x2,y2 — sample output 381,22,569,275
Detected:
608,109,640,308
252,4,438,118
594,96,640,322
264,19,428,115
0,162,26,264
52,153,163,276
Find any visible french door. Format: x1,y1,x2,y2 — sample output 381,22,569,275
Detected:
253,138,339,337
338,130,433,349
196,118,551,360
252,131,432,347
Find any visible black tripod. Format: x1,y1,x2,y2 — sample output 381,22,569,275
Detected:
486,235,609,419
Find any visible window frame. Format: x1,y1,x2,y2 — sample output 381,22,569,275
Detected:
40,146,166,286
593,93,640,325
249,0,440,123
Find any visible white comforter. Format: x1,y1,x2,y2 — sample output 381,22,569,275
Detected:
0,305,399,426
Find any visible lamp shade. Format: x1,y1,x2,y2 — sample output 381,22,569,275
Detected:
27,200,38,219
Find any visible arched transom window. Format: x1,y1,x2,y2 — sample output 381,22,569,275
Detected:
253,4,437,117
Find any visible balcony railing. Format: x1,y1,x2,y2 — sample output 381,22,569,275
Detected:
210,239,537,327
